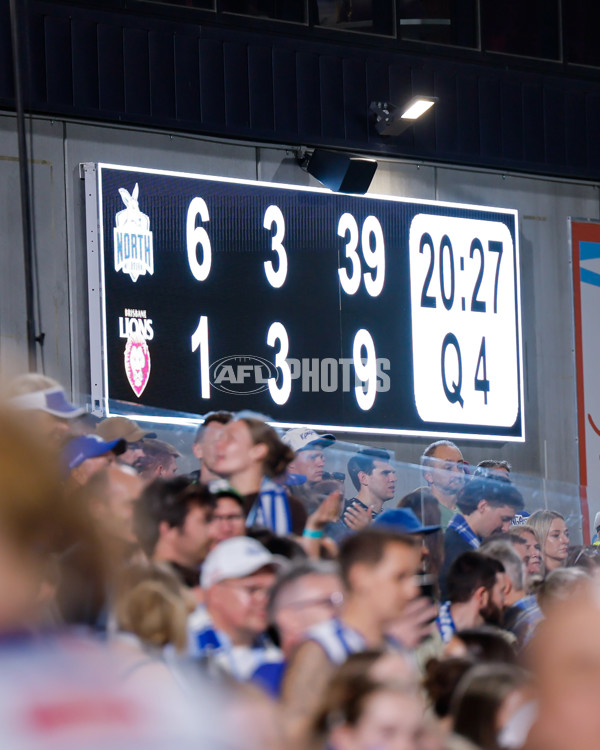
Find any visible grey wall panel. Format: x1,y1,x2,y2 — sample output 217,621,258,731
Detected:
0,116,69,387
0,120,28,379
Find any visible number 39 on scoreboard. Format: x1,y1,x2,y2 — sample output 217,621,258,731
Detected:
408,214,521,428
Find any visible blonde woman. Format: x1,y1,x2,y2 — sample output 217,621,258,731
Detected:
112,563,194,688
527,510,570,574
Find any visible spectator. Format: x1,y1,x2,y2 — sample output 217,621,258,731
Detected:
0,408,103,632
517,525,543,579
436,552,505,645
86,464,145,555
439,477,524,597
566,545,600,571
372,508,441,649
451,664,534,750
281,529,420,742
592,511,600,545
398,488,444,581
268,560,342,656
135,438,180,480
253,560,343,696
480,538,543,649
96,416,156,467
420,440,466,530
213,418,299,535
527,510,569,574
247,528,309,561
310,673,426,750
473,460,512,478
191,411,233,484
448,627,518,664
6,373,84,448
57,464,145,628
326,449,397,540
535,567,590,615
525,582,598,750
424,657,476,731
62,433,126,491
188,537,284,680
282,427,336,489
133,478,215,589
373,507,441,572
208,488,247,549
114,564,189,656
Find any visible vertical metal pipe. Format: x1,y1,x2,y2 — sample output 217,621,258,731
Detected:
8,0,37,372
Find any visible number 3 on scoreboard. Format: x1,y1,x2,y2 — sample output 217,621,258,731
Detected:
267,322,292,405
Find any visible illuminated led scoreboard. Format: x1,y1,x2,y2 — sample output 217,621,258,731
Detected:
84,163,524,441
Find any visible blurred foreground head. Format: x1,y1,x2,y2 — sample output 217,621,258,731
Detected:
526,578,600,750
0,407,102,630
5,373,84,448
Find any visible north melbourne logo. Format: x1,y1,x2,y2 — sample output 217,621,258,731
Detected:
113,183,154,282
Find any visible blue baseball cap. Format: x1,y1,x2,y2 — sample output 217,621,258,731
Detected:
373,508,441,535
63,434,126,470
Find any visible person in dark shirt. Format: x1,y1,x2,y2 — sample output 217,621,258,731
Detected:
439,476,524,599
133,477,215,590
326,449,396,541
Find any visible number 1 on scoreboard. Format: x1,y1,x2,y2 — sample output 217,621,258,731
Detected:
191,315,210,399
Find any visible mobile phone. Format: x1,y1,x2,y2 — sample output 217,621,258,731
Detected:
416,574,438,624
417,574,436,601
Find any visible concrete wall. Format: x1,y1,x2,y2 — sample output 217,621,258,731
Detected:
0,112,597,484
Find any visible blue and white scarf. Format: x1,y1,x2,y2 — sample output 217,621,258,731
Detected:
187,606,283,681
436,601,457,644
448,513,481,549
246,477,292,535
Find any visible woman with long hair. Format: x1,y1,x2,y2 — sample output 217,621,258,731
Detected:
527,510,569,574
212,417,299,534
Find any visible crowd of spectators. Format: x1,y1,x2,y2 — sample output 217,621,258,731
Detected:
0,371,598,750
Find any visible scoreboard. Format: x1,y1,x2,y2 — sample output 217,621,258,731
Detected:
84,163,524,441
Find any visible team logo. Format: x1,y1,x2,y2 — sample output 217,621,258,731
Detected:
124,335,151,398
120,309,153,398
113,183,154,282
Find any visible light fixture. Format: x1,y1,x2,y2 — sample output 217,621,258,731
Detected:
297,148,378,194
370,96,438,136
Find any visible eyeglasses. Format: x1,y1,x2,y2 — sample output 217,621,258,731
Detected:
283,592,344,611
222,581,272,598
212,513,245,523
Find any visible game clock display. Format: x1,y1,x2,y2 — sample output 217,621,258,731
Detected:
85,163,524,441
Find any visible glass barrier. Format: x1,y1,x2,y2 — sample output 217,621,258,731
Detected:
86,396,590,552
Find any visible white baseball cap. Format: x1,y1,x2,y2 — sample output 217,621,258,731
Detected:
281,427,336,453
9,386,85,419
594,511,600,531
201,537,285,589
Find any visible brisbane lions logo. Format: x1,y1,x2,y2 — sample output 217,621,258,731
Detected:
124,335,151,398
